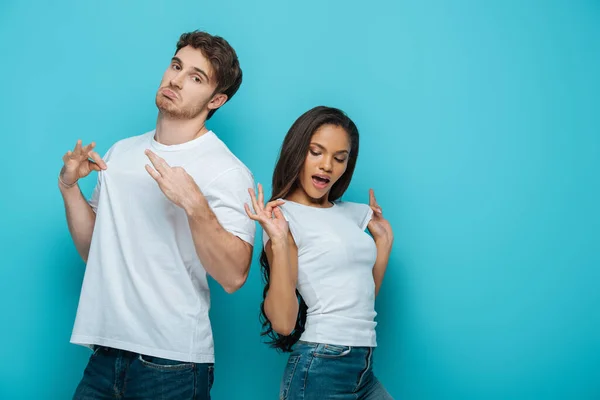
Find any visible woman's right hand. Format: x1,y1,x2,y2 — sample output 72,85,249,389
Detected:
59,140,107,187
245,183,288,243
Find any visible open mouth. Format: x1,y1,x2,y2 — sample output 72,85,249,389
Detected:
312,175,331,189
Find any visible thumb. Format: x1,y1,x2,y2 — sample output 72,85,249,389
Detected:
273,206,285,221
88,161,102,172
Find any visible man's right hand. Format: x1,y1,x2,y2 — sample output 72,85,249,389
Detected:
59,140,107,188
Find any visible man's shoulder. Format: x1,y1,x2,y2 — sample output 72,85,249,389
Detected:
202,132,253,178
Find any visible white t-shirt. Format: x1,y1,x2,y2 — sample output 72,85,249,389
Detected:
71,130,255,363
263,200,377,347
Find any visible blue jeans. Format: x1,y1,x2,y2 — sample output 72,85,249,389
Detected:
280,341,394,400
73,346,214,399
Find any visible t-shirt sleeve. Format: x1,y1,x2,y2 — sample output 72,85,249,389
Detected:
203,168,256,245
89,176,101,213
88,144,116,213
262,228,271,250
359,204,374,231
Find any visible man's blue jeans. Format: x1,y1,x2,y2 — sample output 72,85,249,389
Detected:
73,346,214,399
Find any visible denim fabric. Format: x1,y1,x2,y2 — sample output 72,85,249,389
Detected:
280,341,393,400
73,346,214,399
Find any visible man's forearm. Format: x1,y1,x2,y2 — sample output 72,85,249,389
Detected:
59,182,96,262
187,202,252,294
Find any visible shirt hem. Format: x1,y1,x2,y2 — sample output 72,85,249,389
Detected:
70,335,215,363
230,232,254,244
299,333,377,348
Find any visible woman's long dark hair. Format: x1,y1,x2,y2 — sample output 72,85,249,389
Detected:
260,106,360,352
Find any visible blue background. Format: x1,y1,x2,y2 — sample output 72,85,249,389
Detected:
1,0,599,398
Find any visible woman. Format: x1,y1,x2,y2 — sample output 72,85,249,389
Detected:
245,106,394,399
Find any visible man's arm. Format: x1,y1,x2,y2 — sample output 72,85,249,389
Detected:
144,150,255,293
59,140,107,262
187,202,253,293
59,182,97,262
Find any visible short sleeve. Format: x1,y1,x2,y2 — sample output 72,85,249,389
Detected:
359,204,374,231
88,144,116,213
262,228,270,250
203,168,256,244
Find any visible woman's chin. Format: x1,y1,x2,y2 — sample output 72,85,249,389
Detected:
303,188,329,202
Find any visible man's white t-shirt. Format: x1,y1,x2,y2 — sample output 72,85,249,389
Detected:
263,200,378,347
70,130,255,363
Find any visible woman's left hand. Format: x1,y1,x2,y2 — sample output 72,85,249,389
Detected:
367,189,394,246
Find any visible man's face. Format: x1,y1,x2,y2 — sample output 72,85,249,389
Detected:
155,45,224,119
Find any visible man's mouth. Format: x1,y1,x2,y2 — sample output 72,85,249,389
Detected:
162,88,178,100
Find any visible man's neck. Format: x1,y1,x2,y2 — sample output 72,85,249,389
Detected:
155,113,209,145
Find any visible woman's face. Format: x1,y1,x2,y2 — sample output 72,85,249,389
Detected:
296,124,351,204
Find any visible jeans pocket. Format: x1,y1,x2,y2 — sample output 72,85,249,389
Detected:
138,354,195,371
314,344,352,358
92,345,102,356
280,355,301,400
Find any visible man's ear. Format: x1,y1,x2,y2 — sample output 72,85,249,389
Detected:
208,93,228,111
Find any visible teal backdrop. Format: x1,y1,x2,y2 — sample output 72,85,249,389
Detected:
1,0,599,399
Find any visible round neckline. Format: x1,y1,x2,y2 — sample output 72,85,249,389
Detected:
282,199,337,210
150,130,215,152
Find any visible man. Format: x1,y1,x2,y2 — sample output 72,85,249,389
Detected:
59,31,254,399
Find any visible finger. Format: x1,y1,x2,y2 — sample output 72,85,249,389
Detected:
247,188,260,215
244,203,259,220
82,142,96,154
257,183,265,212
63,150,73,163
89,162,102,172
145,149,168,172
265,199,285,208
369,189,382,212
145,149,170,174
369,189,377,207
88,151,107,170
145,164,161,182
370,205,383,215
264,199,285,214
273,206,286,221
73,140,83,155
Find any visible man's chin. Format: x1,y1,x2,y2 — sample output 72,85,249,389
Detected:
156,97,179,115
155,97,204,120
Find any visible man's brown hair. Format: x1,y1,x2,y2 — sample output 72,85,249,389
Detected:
176,31,242,119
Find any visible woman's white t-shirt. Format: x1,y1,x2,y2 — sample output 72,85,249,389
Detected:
263,200,377,347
